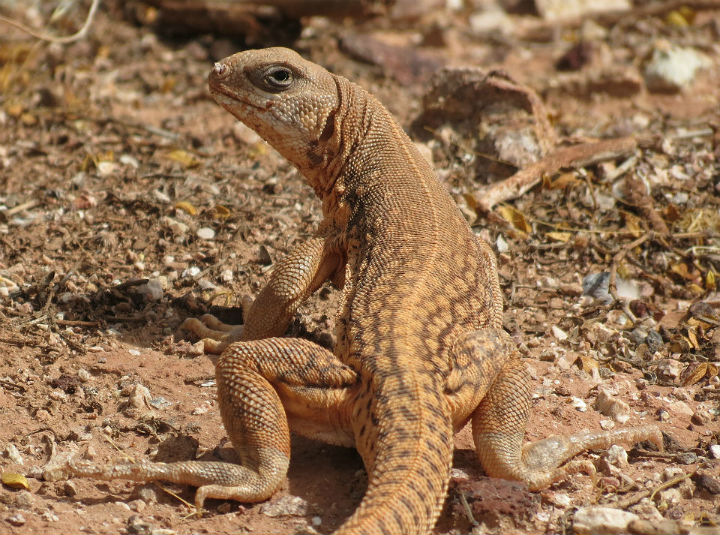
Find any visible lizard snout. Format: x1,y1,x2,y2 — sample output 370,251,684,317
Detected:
212,62,229,78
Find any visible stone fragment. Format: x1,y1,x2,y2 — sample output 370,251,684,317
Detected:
573,506,639,534
644,42,709,93
260,495,309,517
594,388,630,424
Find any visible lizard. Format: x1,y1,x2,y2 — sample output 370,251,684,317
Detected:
54,47,663,535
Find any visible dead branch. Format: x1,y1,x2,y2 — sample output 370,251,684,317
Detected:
470,136,642,214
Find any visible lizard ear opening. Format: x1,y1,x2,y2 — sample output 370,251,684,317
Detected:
319,111,335,143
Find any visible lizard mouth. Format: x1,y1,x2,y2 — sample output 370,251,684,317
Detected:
209,83,271,114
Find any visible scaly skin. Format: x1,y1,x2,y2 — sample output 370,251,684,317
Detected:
53,48,662,535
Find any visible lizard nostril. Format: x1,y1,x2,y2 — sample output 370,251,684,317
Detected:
213,62,229,77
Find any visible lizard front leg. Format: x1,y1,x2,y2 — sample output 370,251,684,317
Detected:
49,337,357,510
182,236,342,353
447,328,662,490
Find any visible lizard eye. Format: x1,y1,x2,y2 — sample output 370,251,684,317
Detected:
263,66,293,90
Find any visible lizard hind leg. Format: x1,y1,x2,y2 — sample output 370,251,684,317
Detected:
53,336,357,511
471,355,662,491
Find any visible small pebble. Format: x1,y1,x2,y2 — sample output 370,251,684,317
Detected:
182,266,201,279
197,227,215,240
573,506,639,534
260,495,308,517
570,397,587,412
7,513,26,526
663,467,685,481
551,325,568,341
5,444,23,465
78,368,92,382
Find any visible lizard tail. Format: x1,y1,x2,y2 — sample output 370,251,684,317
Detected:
335,374,453,535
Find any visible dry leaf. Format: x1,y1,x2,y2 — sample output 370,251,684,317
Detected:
621,211,643,238
686,328,700,350
166,150,199,168
670,263,698,282
546,231,571,242
547,172,580,190
213,205,231,219
2,472,29,490
576,354,599,373
680,362,707,386
665,9,690,27
174,201,197,216
708,363,718,379
688,283,704,296
706,271,716,291
497,205,531,234
663,203,681,223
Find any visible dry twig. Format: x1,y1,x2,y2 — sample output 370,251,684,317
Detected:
471,136,643,214
0,0,101,43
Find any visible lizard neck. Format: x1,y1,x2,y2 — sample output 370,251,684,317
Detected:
314,75,440,238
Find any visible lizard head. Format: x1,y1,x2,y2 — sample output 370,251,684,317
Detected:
208,47,341,196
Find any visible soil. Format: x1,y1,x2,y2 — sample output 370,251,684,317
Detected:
0,1,719,534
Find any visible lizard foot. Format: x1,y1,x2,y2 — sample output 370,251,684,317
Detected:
54,451,288,509
520,424,662,489
181,296,253,354
181,312,246,354
477,424,662,490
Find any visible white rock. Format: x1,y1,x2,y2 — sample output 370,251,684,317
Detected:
196,227,215,240
96,161,119,177
119,154,139,168
260,495,308,517
536,0,630,20
656,359,682,380
128,384,152,410
496,234,509,254
5,443,23,465
595,388,630,424
153,189,171,203
604,445,628,468
77,368,91,382
599,419,615,430
573,506,639,534
548,492,572,507
7,513,26,526
663,467,685,481
644,43,709,93
198,278,217,291
658,487,682,506
668,400,694,418
220,269,233,283
709,444,720,459
615,278,641,301
136,278,163,301
552,325,568,341
182,266,201,279
571,397,588,412
468,7,513,33
161,216,188,237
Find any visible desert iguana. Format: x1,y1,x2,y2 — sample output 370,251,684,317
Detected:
54,47,662,535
